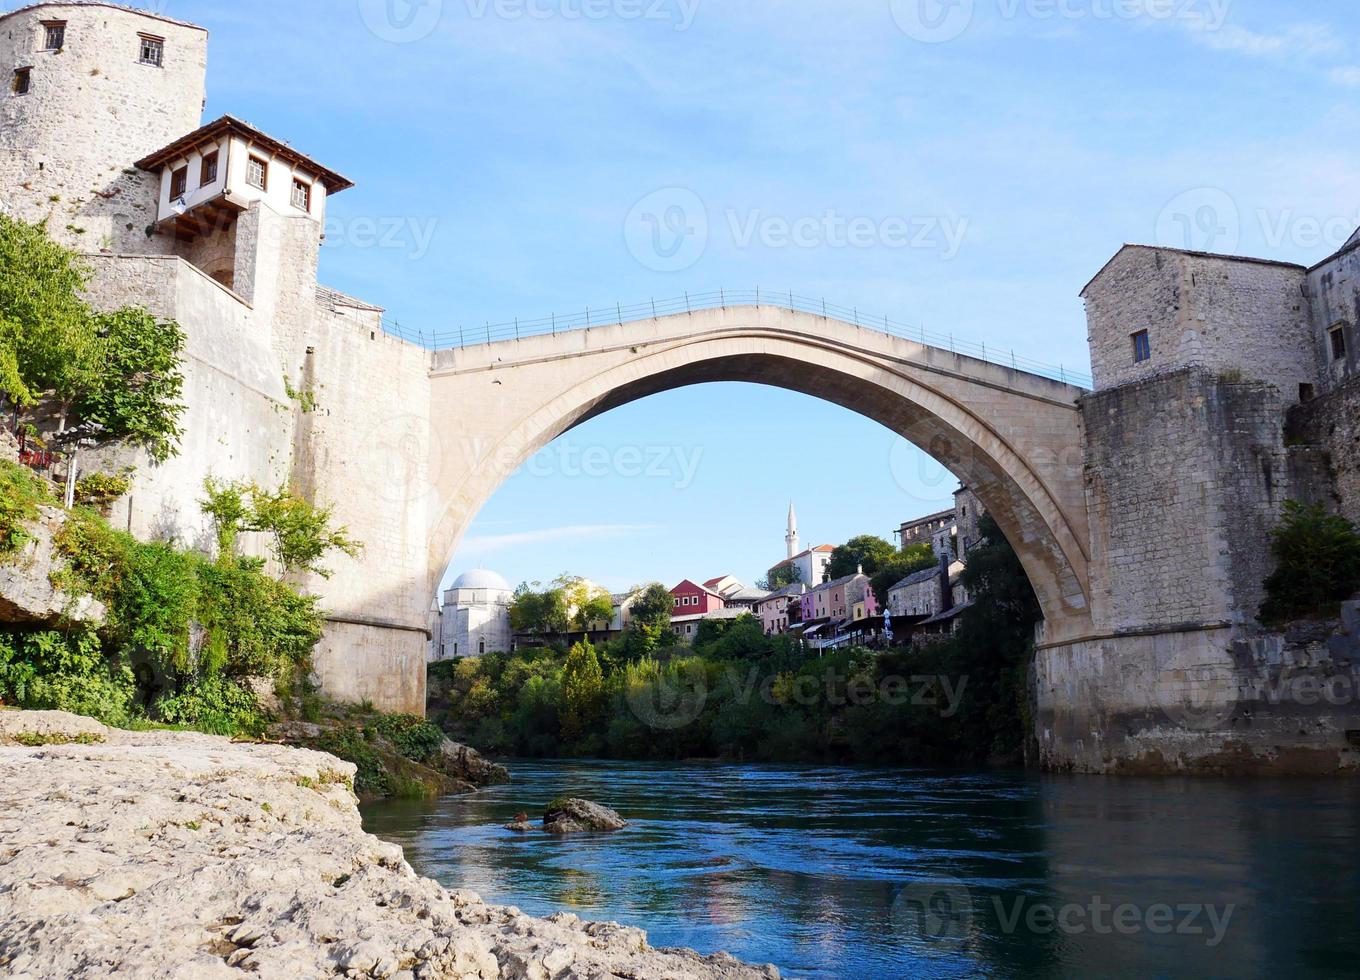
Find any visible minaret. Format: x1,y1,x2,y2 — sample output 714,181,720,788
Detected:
786,502,800,559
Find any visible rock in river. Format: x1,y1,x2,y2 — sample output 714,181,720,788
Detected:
543,797,628,833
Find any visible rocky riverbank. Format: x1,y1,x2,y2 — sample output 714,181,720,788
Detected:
0,710,781,979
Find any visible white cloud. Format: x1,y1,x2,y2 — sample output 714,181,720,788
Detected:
460,523,655,553
1329,66,1360,87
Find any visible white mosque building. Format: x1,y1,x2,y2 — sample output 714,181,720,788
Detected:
429,570,514,662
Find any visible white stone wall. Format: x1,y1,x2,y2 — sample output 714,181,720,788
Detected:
79,254,292,558
0,3,206,251
1084,246,1314,399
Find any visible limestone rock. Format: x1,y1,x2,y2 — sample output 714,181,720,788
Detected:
0,714,775,979
437,738,510,787
0,506,106,628
0,709,107,746
504,821,535,833
543,798,627,834
0,428,18,464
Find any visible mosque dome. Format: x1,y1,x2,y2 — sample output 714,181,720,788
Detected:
451,569,512,592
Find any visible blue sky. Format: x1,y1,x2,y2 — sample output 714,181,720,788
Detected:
147,0,1356,593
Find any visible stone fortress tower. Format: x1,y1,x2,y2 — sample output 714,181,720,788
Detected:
1,2,436,714
0,2,206,253
1035,233,1360,770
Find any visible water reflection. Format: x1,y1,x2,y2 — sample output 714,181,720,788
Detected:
362,762,1360,978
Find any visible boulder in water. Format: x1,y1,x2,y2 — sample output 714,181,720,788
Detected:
543,798,627,833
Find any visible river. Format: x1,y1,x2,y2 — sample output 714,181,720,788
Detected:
361,760,1360,978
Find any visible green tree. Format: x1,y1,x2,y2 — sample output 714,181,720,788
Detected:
0,214,97,419
871,543,937,607
79,307,186,461
828,534,897,579
508,582,570,636
556,574,613,632
622,582,675,658
0,215,186,456
757,562,803,591
199,479,359,577
561,639,603,742
1260,501,1360,625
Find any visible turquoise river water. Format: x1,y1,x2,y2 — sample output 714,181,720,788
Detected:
361,760,1360,978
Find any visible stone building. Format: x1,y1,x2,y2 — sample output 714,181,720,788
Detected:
1,3,434,713
896,508,955,551
1029,232,1360,771
431,570,513,662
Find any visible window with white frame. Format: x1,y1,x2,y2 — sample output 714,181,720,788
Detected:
246,156,268,190
291,177,311,212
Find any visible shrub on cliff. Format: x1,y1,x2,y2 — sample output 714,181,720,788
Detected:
0,468,352,737
0,460,52,556
1260,501,1360,625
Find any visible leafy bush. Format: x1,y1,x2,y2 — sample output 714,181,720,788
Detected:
311,726,389,797
0,459,52,556
154,675,265,738
74,472,131,506
1260,501,1360,625
0,629,136,726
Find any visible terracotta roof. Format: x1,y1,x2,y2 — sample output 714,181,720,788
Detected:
1080,243,1306,297
134,115,354,194
0,2,205,31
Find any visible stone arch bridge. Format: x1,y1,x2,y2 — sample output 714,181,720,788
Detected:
424,303,1093,644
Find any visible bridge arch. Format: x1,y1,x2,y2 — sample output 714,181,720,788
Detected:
426,306,1092,642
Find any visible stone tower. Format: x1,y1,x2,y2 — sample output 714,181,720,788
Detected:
785,501,799,559
0,2,208,252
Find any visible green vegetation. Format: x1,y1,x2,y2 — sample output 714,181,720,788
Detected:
757,562,802,591
0,214,186,460
870,542,937,607
200,478,360,578
0,460,52,556
74,471,131,507
0,463,357,739
509,574,613,637
1260,501,1360,625
431,516,1041,766
287,705,463,800
827,534,897,579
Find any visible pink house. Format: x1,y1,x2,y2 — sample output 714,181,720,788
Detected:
800,573,878,624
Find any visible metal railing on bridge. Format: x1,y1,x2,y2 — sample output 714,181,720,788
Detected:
379,288,1094,389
